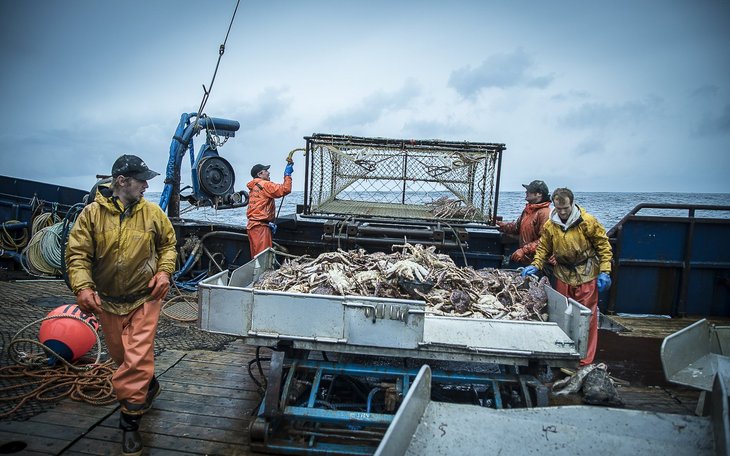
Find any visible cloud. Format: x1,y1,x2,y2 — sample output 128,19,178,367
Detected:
559,95,664,129
693,104,730,137
447,48,554,99
228,87,292,131
690,84,720,99
573,137,607,157
550,90,591,102
401,119,472,140
321,78,422,129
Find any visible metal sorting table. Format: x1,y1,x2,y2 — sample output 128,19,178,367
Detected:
198,249,591,367
375,365,721,456
662,319,730,391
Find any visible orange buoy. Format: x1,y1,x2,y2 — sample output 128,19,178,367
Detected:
38,304,99,364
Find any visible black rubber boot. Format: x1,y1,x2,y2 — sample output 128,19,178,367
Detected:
120,411,143,456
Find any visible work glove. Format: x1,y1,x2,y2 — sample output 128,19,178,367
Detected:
76,288,102,314
148,272,171,301
521,265,539,278
268,222,277,234
597,272,612,292
284,162,294,177
495,221,505,232
510,248,527,264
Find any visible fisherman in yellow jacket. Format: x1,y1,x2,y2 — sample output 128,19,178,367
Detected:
522,187,612,366
66,154,177,456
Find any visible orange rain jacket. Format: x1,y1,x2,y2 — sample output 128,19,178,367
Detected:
245,176,293,229
500,201,551,261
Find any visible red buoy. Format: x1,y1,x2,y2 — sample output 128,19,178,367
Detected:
38,304,99,364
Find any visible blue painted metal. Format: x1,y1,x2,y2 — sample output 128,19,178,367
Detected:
159,113,240,213
283,406,393,426
607,204,730,316
0,175,88,271
253,355,542,454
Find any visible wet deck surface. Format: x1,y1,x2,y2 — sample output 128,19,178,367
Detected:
0,280,705,455
0,339,267,455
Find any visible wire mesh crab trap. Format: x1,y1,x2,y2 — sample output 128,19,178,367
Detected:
302,134,504,224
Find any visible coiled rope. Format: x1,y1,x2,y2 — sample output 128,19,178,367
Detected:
0,361,116,418
22,203,82,278
0,220,29,250
22,224,62,276
1,314,114,418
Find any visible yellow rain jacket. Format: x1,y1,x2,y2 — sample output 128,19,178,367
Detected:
65,188,177,315
533,205,612,286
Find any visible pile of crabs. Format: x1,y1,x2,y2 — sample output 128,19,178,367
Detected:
253,243,549,322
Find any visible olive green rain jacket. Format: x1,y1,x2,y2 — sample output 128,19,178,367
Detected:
65,188,177,315
532,205,612,286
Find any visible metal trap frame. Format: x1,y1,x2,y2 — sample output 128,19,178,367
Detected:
302,134,505,224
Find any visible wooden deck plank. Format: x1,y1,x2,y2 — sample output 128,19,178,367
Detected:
154,380,260,401
159,368,258,387
100,408,250,434
0,420,91,441
100,412,249,445
69,425,251,455
606,315,730,339
150,397,259,420
0,429,64,454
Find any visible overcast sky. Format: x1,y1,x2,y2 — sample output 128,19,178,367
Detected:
1,0,728,194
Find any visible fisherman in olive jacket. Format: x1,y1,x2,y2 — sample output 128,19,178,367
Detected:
66,154,176,456
522,187,612,367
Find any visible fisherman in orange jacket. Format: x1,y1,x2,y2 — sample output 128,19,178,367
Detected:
246,162,293,258
497,179,551,265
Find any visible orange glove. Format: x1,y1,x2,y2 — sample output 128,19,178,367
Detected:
495,221,506,232
148,272,171,301
510,248,527,264
76,288,102,314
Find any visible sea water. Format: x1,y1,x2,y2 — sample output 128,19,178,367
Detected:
147,191,730,232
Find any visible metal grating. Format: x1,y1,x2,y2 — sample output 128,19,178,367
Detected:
303,134,504,223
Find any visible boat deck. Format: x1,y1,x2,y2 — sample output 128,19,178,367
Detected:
0,280,704,455
1,341,266,455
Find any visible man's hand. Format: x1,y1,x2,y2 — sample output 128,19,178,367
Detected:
510,248,527,263
495,221,505,232
268,222,277,234
76,288,102,314
148,272,171,301
284,162,294,177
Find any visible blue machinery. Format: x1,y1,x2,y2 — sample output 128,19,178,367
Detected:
159,113,246,218
249,352,547,455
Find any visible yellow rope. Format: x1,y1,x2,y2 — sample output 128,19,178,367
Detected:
0,220,29,250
